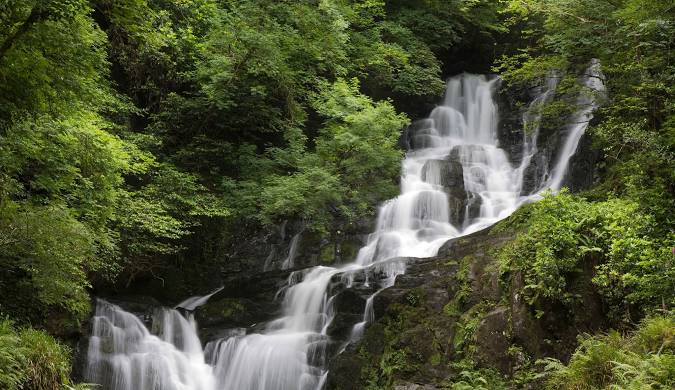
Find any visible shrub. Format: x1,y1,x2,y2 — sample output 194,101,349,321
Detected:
19,328,72,390
543,314,675,389
0,319,25,390
0,318,81,390
497,190,673,318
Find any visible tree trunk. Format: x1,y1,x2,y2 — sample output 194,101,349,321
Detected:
0,7,44,60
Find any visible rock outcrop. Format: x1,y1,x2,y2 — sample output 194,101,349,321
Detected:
326,225,606,389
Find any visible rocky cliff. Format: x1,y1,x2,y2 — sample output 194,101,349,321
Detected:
326,224,606,389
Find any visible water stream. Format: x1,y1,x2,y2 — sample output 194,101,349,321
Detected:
85,66,604,390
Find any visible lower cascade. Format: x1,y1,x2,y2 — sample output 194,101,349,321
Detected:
85,68,605,390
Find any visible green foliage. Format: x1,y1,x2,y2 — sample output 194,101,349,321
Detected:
443,255,476,317
134,0,483,249
443,361,508,390
0,0,127,325
116,162,229,283
94,0,218,112
492,7,674,385
312,78,407,222
0,0,232,323
0,319,82,390
0,201,98,321
0,319,24,390
258,165,342,229
0,0,110,120
19,328,72,390
498,191,674,319
193,0,346,134
452,302,492,357
0,112,153,322
496,0,675,232
542,314,675,389
1,114,136,227
223,78,407,233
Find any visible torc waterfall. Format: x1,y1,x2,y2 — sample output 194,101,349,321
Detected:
84,64,605,390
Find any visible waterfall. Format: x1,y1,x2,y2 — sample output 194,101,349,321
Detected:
85,300,215,390
85,66,604,390
514,70,561,194
264,221,302,271
547,59,605,190
281,231,302,270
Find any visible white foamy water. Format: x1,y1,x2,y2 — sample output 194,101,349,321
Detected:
85,300,215,390
86,66,604,390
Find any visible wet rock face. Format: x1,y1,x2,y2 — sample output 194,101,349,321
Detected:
326,230,504,390
421,157,468,226
495,78,601,195
258,219,373,272
327,288,368,340
522,117,565,193
495,83,528,166
519,128,599,194
327,225,606,389
564,132,599,191
103,215,373,307
197,267,299,331
421,159,464,189
496,81,560,195
464,193,482,222
474,306,511,373
406,119,437,150
520,152,551,195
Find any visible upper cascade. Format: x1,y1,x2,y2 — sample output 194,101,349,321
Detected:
84,65,605,390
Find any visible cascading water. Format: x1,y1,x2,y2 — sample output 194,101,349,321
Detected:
515,70,561,195
85,65,604,390
281,231,302,270
547,59,605,190
86,300,215,390
264,221,304,271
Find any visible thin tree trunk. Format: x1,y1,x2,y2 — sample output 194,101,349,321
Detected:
0,7,44,60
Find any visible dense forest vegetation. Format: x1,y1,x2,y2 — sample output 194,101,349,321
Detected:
0,0,672,389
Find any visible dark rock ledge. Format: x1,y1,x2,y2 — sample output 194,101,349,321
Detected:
326,226,606,390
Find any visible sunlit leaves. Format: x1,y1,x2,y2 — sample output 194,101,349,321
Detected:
498,191,674,318
232,79,407,233
0,200,98,320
